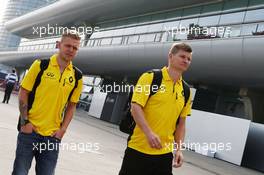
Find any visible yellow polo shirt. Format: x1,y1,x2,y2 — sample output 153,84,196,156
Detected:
21,54,83,136
128,67,192,155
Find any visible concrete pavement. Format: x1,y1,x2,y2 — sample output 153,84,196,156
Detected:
0,91,263,175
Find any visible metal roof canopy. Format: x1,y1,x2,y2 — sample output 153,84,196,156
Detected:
5,0,216,38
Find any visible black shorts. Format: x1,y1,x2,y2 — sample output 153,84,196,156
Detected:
119,147,173,175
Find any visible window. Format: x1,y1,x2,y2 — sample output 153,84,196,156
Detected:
87,39,94,47
103,30,114,38
166,31,175,42
127,17,139,25
161,32,169,42
99,22,115,29
219,12,245,25
163,21,180,32
148,23,164,32
183,6,202,16
216,27,226,38
44,44,49,49
138,34,146,43
175,31,188,41
151,13,166,21
223,0,248,10
94,39,100,46
245,9,264,22
241,24,257,36
112,37,122,45
49,43,55,49
81,40,86,47
39,45,45,50
94,31,109,38
127,35,139,44
34,45,39,50
248,0,264,6
90,32,102,39
116,19,127,27
138,16,151,23
198,15,220,27
123,27,136,35
100,38,112,46
135,25,148,34
111,28,124,37
180,18,198,28
122,36,129,45
201,2,223,14
257,23,264,32
138,33,156,43
154,33,163,42
254,23,264,35
166,9,182,19
223,25,241,38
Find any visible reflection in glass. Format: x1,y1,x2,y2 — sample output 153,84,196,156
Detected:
94,39,100,46
198,15,220,27
112,37,122,45
201,2,222,14
163,20,180,33
127,35,139,44
161,32,168,42
148,23,164,32
223,0,248,10
183,6,201,16
154,33,163,42
187,24,221,40
180,18,198,28
254,23,264,35
123,27,136,35
223,25,241,38
138,33,155,43
135,25,148,34
241,24,257,36
245,9,264,22
219,12,245,25
101,38,112,45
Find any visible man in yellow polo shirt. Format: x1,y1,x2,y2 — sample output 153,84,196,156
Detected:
12,32,83,175
119,43,193,175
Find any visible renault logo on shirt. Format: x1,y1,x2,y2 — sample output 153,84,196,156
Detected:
69,76,73,83
46,72,55,77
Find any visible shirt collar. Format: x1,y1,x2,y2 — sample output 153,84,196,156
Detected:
161,66,182,85
50,54,73,71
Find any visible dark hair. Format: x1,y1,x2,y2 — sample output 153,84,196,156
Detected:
12,69,16,73
169,43,192,55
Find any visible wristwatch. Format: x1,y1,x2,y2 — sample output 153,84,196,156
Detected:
20,117,30,126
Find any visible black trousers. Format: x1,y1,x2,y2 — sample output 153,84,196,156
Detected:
3,83,14,103
119,147,173,175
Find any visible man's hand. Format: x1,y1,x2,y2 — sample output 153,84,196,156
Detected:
146,131,162,149
51,128,66,140
173,150,184,168
20,123,35,134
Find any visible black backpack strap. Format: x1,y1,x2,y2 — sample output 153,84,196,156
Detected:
121,69,162,134
18,59,50,131
176,79,190,126
148,69,162,97
182,80,190,106
68,66,82,102
28,59,50,111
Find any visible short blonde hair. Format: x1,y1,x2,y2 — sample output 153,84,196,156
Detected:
61,30,81,41
169,43,192,55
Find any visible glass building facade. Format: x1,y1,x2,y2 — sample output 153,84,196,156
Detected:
85,0,264,47
0,0,57,50
9,0,264,52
